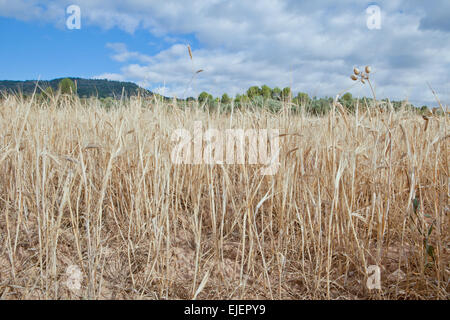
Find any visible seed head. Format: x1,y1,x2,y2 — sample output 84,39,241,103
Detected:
365,66,372,74
351,75,358,81
353,67,360,75
187,45,193,60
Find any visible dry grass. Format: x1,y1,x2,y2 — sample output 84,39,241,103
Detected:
0,93,448,300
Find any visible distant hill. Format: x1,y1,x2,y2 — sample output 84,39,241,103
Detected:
0,77,153,98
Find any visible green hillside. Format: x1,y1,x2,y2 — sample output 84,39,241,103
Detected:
0,77,152,98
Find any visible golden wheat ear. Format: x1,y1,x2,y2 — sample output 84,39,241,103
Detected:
187,44,193,60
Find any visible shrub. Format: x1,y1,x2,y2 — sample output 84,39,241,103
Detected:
221,93,231,104
59,78,76,95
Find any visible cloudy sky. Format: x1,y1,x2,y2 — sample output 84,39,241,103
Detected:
0,0,449,107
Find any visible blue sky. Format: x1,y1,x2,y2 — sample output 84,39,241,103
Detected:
0,0,449,107
0,16,199,80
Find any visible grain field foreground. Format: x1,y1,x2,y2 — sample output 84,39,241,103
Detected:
0,94,448,299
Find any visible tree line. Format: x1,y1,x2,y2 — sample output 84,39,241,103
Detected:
1,78,432,115
0,77,147,99
193,86,429,115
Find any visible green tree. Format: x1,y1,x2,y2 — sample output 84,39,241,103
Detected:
59,78,76,95
342,92,352,103
282,87,291,101
221,93,231,104
261,85,272,100
295,92,310,105
247,86,261,99
198,91,213,103
341,92,353,110
420,105,429,114
271,87,281,100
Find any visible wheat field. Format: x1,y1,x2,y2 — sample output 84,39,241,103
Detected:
0,93,448,299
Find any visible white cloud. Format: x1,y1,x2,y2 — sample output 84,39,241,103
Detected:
1,0,449,106
106,42,153,63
